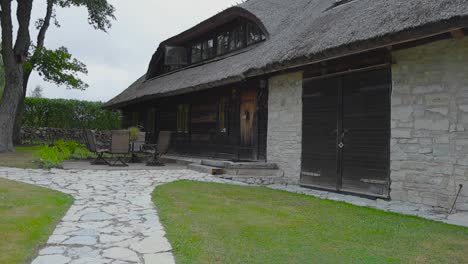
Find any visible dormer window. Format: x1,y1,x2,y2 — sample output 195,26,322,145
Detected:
187,19,264,65
202,39,215,60
217,32,230,55
229,25,245,50
147,16,267,79
191,43,202,63
247,22,264,45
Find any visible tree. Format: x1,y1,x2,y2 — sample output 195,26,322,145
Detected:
0,52,4,99
0,0,115,152
29,85,43,98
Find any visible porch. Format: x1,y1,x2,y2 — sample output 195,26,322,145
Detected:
120,79,268,161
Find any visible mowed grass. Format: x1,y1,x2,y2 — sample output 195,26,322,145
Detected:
153,181,468,264
0,145,41,168
0,178,73,264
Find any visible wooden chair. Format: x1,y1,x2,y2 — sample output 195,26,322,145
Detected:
109,130,130,167
143,131,172,166
85,130,110,165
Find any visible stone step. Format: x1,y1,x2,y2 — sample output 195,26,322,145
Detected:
188,163,225,175
224,168,284,177
201,159,226,168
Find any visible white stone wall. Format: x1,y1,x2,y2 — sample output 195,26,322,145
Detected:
391,38,468,211
267,72,303,184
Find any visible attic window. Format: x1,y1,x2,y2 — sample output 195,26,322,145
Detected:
191,43,202,63
186,18,265,65
150,17,267,78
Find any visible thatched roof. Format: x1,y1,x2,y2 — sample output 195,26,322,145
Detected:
105,0,468,109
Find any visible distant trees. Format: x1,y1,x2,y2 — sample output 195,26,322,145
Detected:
29,85,43,98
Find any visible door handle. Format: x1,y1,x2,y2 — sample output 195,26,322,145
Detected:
338,142,344,149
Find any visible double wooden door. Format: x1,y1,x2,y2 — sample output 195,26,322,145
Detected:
301,69,391,197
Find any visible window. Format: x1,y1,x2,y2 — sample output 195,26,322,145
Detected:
177,104,190,133
217,32,230,55
218,97,227,133
229,25,245,51
191,43,202,63
152,19,267,78
202,39,215,60
247,22,265,45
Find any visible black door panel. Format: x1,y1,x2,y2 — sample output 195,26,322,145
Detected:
301,69,391,198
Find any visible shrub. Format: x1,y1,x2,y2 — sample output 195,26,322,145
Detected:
35,140,91,169
36,145,65,169
22,98,121,130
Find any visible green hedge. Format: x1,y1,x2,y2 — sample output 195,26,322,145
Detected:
23,98,120,130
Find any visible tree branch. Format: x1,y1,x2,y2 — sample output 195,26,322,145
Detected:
36,0,55,50
14,0,33,63
0,0,14,66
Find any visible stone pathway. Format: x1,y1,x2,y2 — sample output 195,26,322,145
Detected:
0,168,239,264
1,167,466,264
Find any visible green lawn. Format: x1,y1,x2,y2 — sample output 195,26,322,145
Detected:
0,178,73,264
153,181,468,264
0,145,41,168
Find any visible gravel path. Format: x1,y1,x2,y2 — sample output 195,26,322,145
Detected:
0,168,237,264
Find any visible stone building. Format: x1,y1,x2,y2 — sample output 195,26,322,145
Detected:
105,0,468,211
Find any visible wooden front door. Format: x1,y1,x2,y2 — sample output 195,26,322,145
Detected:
301,68,391,198
240,88,257,147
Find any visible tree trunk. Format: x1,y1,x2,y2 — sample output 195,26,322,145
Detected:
0,0,33,152
12,70,31,145
0,65,25,152
12,0,54,146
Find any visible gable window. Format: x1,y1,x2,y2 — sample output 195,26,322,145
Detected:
177,104,190,133
191,43,202,63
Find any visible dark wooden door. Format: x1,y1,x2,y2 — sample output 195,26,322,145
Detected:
240,88,257,147
301,68,390,197
301,78,340,190
341,70,391,197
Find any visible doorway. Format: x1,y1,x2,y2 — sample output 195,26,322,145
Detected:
301,68,391,198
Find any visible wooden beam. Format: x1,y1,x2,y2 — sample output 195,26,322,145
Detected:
451,29,465,39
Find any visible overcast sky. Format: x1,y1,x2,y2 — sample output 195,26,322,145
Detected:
28,0,238,102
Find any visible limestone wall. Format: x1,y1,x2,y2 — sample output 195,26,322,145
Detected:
391,38,468,211
267,72,303,184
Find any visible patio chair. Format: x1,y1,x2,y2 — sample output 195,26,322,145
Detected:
85,130,110,165
143,131,172,166
109,130,130,167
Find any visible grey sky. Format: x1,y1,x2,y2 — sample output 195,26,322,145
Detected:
29,0,238,102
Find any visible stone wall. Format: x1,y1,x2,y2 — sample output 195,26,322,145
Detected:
267,72,303,184
391,38,468,211
20,127,111,146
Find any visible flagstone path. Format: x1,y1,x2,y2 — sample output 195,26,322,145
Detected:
1,166,466,264
0,168,238,264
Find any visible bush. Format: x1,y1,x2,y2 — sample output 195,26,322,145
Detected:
23,98,121,130
36,145,65,169
35,140,91,169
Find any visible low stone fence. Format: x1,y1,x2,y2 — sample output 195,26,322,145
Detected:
20,127,111,145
